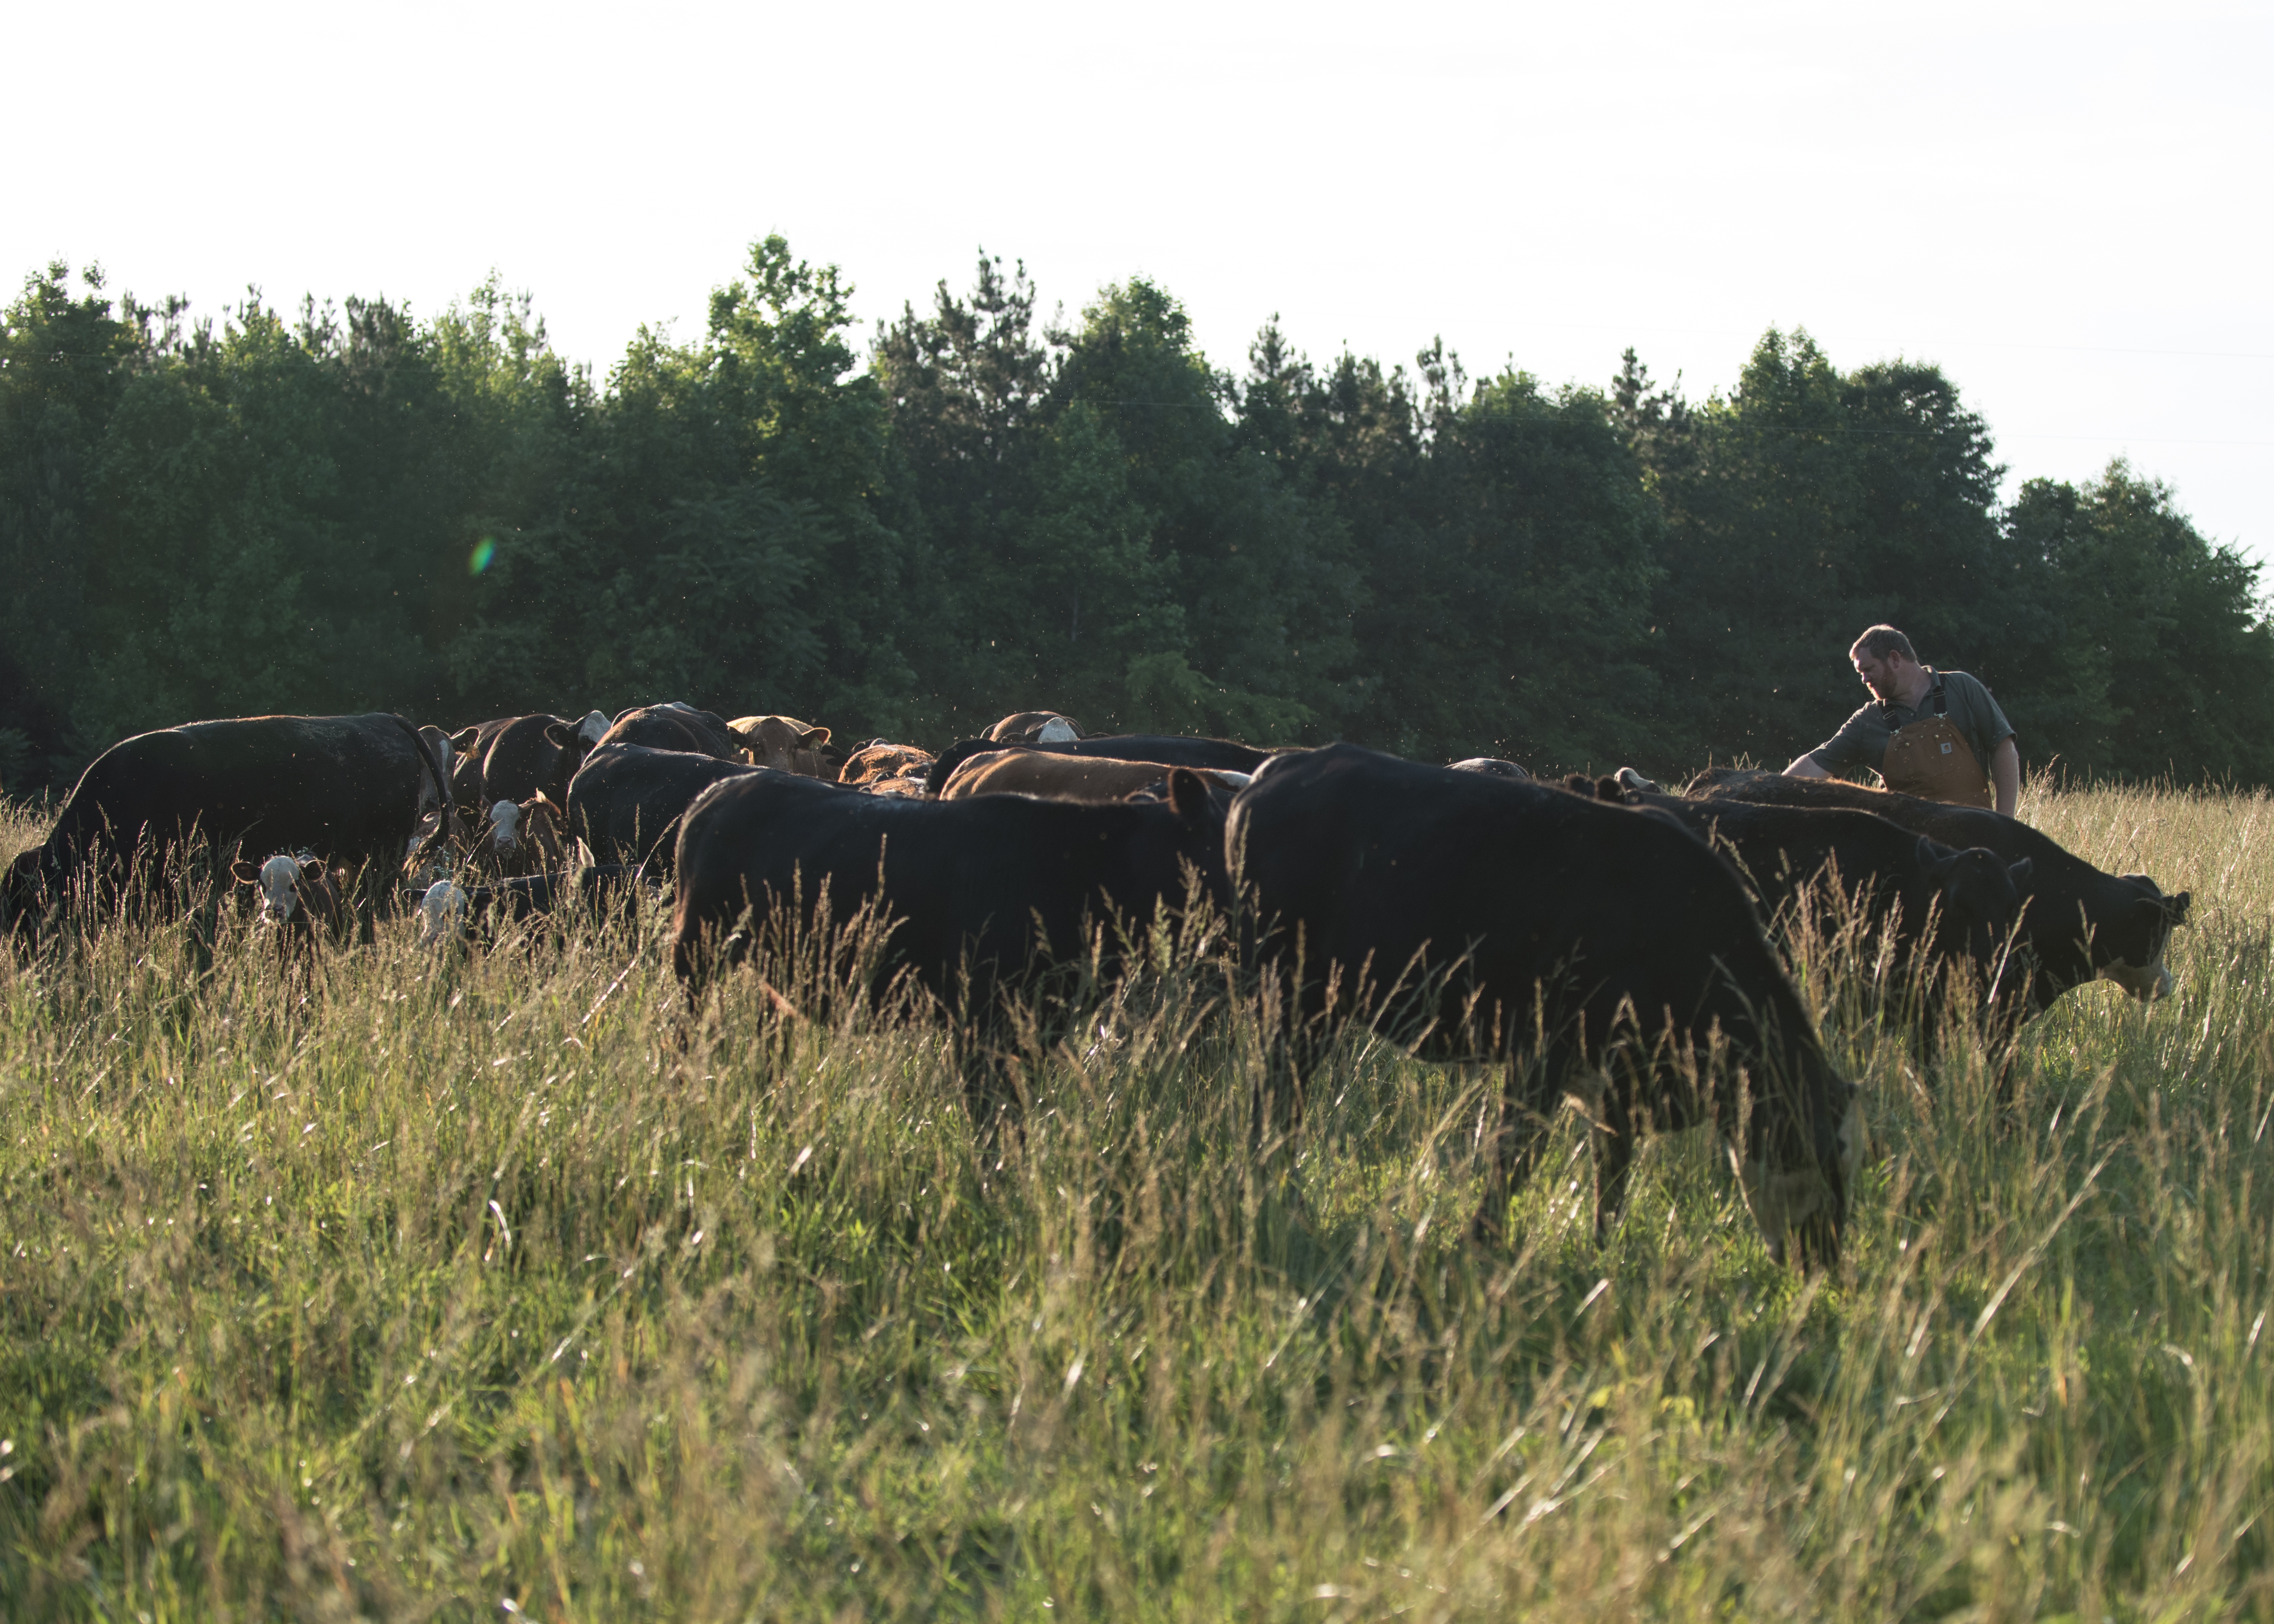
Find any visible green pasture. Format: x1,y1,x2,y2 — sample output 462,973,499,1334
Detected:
0,780,2267,1620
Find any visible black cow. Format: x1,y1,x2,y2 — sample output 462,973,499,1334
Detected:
565,743,769,874
598,703,750,760
671,768,1230,1108
3,712,452,933
481,709,612,807
443,715,524,809
925,732,1271,796
1581,778,2032,1011
1684,769,2190,1014
1229,744,1857,1267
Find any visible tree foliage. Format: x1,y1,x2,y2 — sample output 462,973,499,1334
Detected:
2,250,2266,789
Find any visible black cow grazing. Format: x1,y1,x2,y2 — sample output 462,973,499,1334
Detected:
598,703,750,761
924,732,1272,796
565,743,769,874
1450,757,1531,780
3,712,453,933
1579,776,2032,1020
671,768,1231,1112
1685,769,2191,1015
1230,744,1857,1268
481,710,612,807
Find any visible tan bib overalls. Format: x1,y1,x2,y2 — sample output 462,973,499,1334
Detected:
1878,679,1993,807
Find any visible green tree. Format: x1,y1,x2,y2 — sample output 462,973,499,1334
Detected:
0,261,147,777
2003,463,2274,782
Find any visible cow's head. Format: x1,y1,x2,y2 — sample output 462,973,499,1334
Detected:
577,709,611,746
1738,1076,1859,1271
488,798,522,853
1159,767,1235,907
419,878,469,945
732,716,835,776
840,740,934,787
232,853,339,929
2095,878,2192,1001
988,710,1082,745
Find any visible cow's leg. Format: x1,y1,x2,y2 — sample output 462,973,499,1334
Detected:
1471,1061,1557,1245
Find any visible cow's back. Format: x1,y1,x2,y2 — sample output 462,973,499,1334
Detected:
566,743,767,871
39,713,432,874
1233,744,1805,1055
673,770,1229,1000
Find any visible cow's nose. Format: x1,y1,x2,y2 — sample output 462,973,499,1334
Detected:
2153,962,2175,1001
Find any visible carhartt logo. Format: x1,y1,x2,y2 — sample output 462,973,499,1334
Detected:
1940,742,1953,754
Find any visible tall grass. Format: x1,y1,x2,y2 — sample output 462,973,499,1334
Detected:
0,779,2267,1621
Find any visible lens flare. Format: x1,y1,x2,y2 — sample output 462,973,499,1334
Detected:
468,537,497,576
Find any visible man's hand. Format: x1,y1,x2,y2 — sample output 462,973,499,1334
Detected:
1783,753,1831,780
1991,737,2020,817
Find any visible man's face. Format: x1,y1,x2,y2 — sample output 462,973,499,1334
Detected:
1854,648,1906,702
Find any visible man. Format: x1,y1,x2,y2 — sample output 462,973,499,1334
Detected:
1785,625,2019,815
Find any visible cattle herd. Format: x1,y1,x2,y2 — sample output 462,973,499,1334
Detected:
0,702,2194,1271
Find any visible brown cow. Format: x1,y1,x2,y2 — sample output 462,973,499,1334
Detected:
838,740,935,789
728,715,837,776
985,710,1082,745
938,748,1252,803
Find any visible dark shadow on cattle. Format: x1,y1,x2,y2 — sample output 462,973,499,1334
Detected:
1229,744,1859,1269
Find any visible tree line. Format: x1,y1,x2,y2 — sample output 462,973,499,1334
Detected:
3,240,2267,792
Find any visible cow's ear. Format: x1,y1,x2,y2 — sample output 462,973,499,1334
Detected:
2164,890,2192,926
801,724,831,747
450,726,481,753
1915,835,1957,882
299,858,325,882
1165,768,1210,825
543,722,573,749
1594,775,1623,803
2007,857,2033,886
230,859,259,885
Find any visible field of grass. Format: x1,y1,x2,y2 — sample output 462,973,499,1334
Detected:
0,777,2268,1621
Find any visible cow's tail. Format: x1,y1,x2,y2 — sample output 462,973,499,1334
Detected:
923,738,1006,798
388,713,456,870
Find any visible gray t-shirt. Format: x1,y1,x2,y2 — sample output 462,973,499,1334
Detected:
1809,668,2015,777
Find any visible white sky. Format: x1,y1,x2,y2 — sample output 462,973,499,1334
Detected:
10,0,2270,563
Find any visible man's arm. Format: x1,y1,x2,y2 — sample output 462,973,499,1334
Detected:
1990,736,2019,817
1784,752,1831,779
